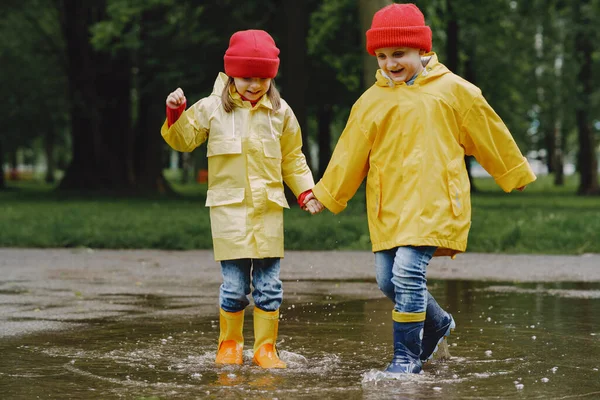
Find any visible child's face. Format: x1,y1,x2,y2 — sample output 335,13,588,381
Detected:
233,77,271,101
375,47,424,83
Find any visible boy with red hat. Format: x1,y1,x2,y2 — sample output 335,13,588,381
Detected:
303,3,536,374
162,29,321,369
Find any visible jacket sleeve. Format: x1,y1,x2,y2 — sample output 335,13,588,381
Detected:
167,101,186,127
280,108,315,197
312,102,371,214
161,98,210,152
460,95,536,192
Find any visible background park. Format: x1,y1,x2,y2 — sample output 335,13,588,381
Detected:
0,1,599,399
1,0,599,254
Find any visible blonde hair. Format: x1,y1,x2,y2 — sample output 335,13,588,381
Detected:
221,77,281,113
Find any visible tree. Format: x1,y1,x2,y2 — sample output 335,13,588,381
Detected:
442,0,478,192
0,0,68,188
280,0,312,170
58,1,155,193
358,0,392,89
572,0,599,195
526,0,568,186
307,0,362,177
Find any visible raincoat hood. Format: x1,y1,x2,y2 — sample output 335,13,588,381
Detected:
210,72,274,110
210,72,229,96
375,53,451,88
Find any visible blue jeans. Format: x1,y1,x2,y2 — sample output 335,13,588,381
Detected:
375,246,436,314
220,258,283,313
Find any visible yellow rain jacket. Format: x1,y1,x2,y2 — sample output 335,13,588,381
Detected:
161,73,314,261
313,53,536,258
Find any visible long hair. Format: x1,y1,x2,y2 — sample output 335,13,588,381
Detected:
221,77,281,113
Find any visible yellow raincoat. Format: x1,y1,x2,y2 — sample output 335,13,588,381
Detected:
313,53,536,257
161,73,314,261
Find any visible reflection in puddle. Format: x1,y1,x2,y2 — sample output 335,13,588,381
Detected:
1,280,599,399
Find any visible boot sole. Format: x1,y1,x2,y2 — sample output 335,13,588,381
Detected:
421,315,456,363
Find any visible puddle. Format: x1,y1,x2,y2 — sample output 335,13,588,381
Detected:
1,281,599,399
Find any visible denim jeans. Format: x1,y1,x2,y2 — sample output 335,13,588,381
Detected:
375,246,437,314
220,258,283,313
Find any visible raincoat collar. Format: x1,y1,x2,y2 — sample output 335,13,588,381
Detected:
211,72,274,110
375,52,449,88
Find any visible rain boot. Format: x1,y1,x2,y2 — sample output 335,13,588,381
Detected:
253,308,286,369
420,293,455,363
215,308,244,365
386,310,424,374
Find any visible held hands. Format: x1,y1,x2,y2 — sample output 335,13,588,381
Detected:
166,88,186,109
302,191,325,215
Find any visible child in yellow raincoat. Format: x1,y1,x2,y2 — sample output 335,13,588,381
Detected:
161,30,321,369
301,4,537,374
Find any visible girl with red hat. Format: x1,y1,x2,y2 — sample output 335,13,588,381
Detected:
161,29,322,369
303,3,536,374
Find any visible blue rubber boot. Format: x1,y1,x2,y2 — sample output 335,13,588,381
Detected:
420,293,455,363
385,320,424,374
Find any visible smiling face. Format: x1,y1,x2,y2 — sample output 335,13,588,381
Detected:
233,77,271,101
375,47,424,83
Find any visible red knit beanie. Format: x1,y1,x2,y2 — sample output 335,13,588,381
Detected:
224,30,280,78
366,3,432,55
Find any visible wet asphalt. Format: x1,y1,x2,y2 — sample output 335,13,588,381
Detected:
1,248,599,338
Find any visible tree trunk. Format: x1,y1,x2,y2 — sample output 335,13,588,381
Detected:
57,0,165,194
445,0,459,73
317,104,333,179
544,127,556,174
44,130,56,184
358,0,392,89
132,6,173,195
448,0,478,193
282,0,312,204
9,150,18,180
282,0,311,169
553,123,564,186
573,0,599,195
0,140,5,189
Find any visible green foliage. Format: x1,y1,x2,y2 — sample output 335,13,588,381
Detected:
0,1,68,152
308,0,362,95
1,0,599,195
1,176,598,255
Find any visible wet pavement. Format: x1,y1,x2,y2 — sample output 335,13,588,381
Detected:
1,249,600,399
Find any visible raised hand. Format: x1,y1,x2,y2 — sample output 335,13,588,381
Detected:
166,88,186,109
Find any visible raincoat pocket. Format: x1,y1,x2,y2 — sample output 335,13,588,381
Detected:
446,158,468,217
207,140,242,157
205,188,246,238
265,188,289,209
262,139,282,159
264,188,287,237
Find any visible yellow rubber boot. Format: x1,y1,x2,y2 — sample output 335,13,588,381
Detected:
253,308,286,369
215,308,244,365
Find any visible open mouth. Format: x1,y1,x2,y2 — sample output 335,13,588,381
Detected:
389,68,404,74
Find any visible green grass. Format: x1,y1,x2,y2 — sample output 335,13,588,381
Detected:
0,174,598,254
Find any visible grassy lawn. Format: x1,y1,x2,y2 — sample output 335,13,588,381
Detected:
1,174,598,254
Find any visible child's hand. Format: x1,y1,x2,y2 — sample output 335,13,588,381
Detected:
302,192,324,215
304,198,324,215
166,88,186,109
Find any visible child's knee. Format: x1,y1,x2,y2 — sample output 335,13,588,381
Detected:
377,278,395,301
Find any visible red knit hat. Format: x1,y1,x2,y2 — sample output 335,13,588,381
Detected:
224,30,280,78
366,3,432,55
